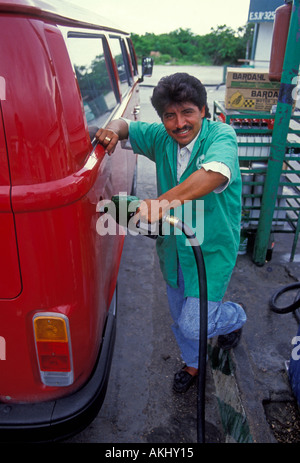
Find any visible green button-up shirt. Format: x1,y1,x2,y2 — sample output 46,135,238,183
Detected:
129,118,242,301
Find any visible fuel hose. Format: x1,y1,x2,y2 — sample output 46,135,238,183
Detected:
269,282,300,315
103,196,208,443
164,215,208,444
269,280,300,376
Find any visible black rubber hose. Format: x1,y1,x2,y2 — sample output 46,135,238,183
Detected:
173,219,208,444
269,282,300,314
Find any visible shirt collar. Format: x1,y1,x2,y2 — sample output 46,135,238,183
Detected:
177,118,208,154
177,130,200,154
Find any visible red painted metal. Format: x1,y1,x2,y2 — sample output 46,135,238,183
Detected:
269,2,293,81
0,2,139,403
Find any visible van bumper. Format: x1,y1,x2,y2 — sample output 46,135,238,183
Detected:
0,304,116,443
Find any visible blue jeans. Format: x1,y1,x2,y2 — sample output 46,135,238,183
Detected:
167,265,247,368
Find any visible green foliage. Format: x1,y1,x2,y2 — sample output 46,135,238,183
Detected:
131,24,254,66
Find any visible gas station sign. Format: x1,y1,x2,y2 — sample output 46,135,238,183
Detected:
248,0,284,22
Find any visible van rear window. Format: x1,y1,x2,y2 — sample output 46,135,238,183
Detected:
66,35,118,133
127,38,138,76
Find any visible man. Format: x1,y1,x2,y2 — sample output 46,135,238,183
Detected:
96,73,246,393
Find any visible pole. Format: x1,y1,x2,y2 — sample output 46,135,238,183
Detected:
253,0,300,265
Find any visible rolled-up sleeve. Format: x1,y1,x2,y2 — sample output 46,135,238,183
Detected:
202,161,231,193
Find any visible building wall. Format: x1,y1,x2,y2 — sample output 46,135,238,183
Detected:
254,22,274,68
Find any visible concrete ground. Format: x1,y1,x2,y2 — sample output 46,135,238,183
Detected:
221,233,300,443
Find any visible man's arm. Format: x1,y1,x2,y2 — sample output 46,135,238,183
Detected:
162,168,227,203
95,119,129,155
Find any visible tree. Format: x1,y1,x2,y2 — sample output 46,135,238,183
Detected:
203,25,249,65
130,24,253,66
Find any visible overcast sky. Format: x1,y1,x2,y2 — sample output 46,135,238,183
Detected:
66,0,251,35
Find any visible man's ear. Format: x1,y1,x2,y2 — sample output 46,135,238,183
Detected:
200,106,206,118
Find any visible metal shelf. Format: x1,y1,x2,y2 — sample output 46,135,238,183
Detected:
213,101,300,261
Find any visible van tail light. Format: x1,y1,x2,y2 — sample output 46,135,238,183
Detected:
33,313,74,387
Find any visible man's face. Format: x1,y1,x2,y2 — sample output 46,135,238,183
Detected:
162,102,205,147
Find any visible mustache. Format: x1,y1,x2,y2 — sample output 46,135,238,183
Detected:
172,125,192,134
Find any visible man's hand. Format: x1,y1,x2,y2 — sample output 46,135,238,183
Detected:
95,128,119,155
135,199,159,224
134,198,179,224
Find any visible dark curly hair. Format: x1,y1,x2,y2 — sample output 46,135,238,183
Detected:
151,73,211,119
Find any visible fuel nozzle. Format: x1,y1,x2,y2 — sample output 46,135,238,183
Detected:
111,194,141,227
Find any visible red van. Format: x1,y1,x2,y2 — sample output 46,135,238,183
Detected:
0,0,152,442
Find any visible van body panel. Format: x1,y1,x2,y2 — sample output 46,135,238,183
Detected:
0,291,117,442
0,214,21,299
0,104,22,299
0,18,90,187
0,0,128,34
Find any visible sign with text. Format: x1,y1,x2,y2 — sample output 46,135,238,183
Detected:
248,0,284,22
